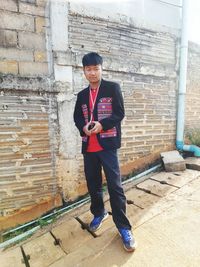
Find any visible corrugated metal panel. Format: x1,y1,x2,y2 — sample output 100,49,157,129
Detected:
0,91,59,216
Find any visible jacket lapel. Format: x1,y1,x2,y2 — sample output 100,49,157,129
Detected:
93,79,105,120
85,86,90,107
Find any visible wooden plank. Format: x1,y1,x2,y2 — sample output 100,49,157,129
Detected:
78,198,144,236
125,187,160,209
126,202,143,226
51,218,93,254
78,200,113,236
49,227,119,267
22,232,65,267
0,247,24,267
136,179,177,197
151,169,200,187
125,191,172,230
78,210,113,237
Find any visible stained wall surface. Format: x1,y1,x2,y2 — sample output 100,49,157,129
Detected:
1,0,199,230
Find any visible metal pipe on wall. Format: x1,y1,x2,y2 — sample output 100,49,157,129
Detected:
176,0,200,157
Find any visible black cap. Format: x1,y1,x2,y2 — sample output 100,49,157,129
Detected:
82,52,103,67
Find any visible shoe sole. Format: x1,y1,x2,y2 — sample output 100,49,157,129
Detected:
123,241,137,252
91,213,109,232
119,233,137,252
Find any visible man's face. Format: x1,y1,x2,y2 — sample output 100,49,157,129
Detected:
83,64,102,85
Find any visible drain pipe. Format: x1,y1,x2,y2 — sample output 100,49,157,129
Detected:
176,0,200,157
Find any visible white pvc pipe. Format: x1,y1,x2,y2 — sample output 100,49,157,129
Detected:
2,196,91,237
0,226,40,249
176,0,200,157
176,0,188,143
122,164,162,185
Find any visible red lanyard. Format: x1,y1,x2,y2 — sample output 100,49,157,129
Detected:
89,85,100,123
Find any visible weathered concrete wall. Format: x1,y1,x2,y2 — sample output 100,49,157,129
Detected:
69,0,181,30
0,0,184,230
56,1,180,201
185,43,200,130
0,0,63,230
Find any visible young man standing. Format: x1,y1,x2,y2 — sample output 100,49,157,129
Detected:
73,52,136,252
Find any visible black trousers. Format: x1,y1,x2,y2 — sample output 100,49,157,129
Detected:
83,149,132,230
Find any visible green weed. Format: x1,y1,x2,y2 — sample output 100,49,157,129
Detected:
185,128,200,146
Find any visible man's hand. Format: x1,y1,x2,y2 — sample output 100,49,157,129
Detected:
83,121,103,136
83,122,92,136
90,121,103,134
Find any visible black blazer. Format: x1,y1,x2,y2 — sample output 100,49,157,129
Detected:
73,79,125,154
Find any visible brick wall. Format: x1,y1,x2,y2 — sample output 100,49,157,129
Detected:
0,90,58,212
0,0,48,76
0,0,62,230
67,11,177,167
3,0,198,230
52,8,179,201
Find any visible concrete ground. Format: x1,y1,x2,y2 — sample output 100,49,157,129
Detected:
1,158,200,267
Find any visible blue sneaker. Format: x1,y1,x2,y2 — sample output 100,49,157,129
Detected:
118,228,137,252
89,212,109,232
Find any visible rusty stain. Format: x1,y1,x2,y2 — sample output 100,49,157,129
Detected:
0,194,62,231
